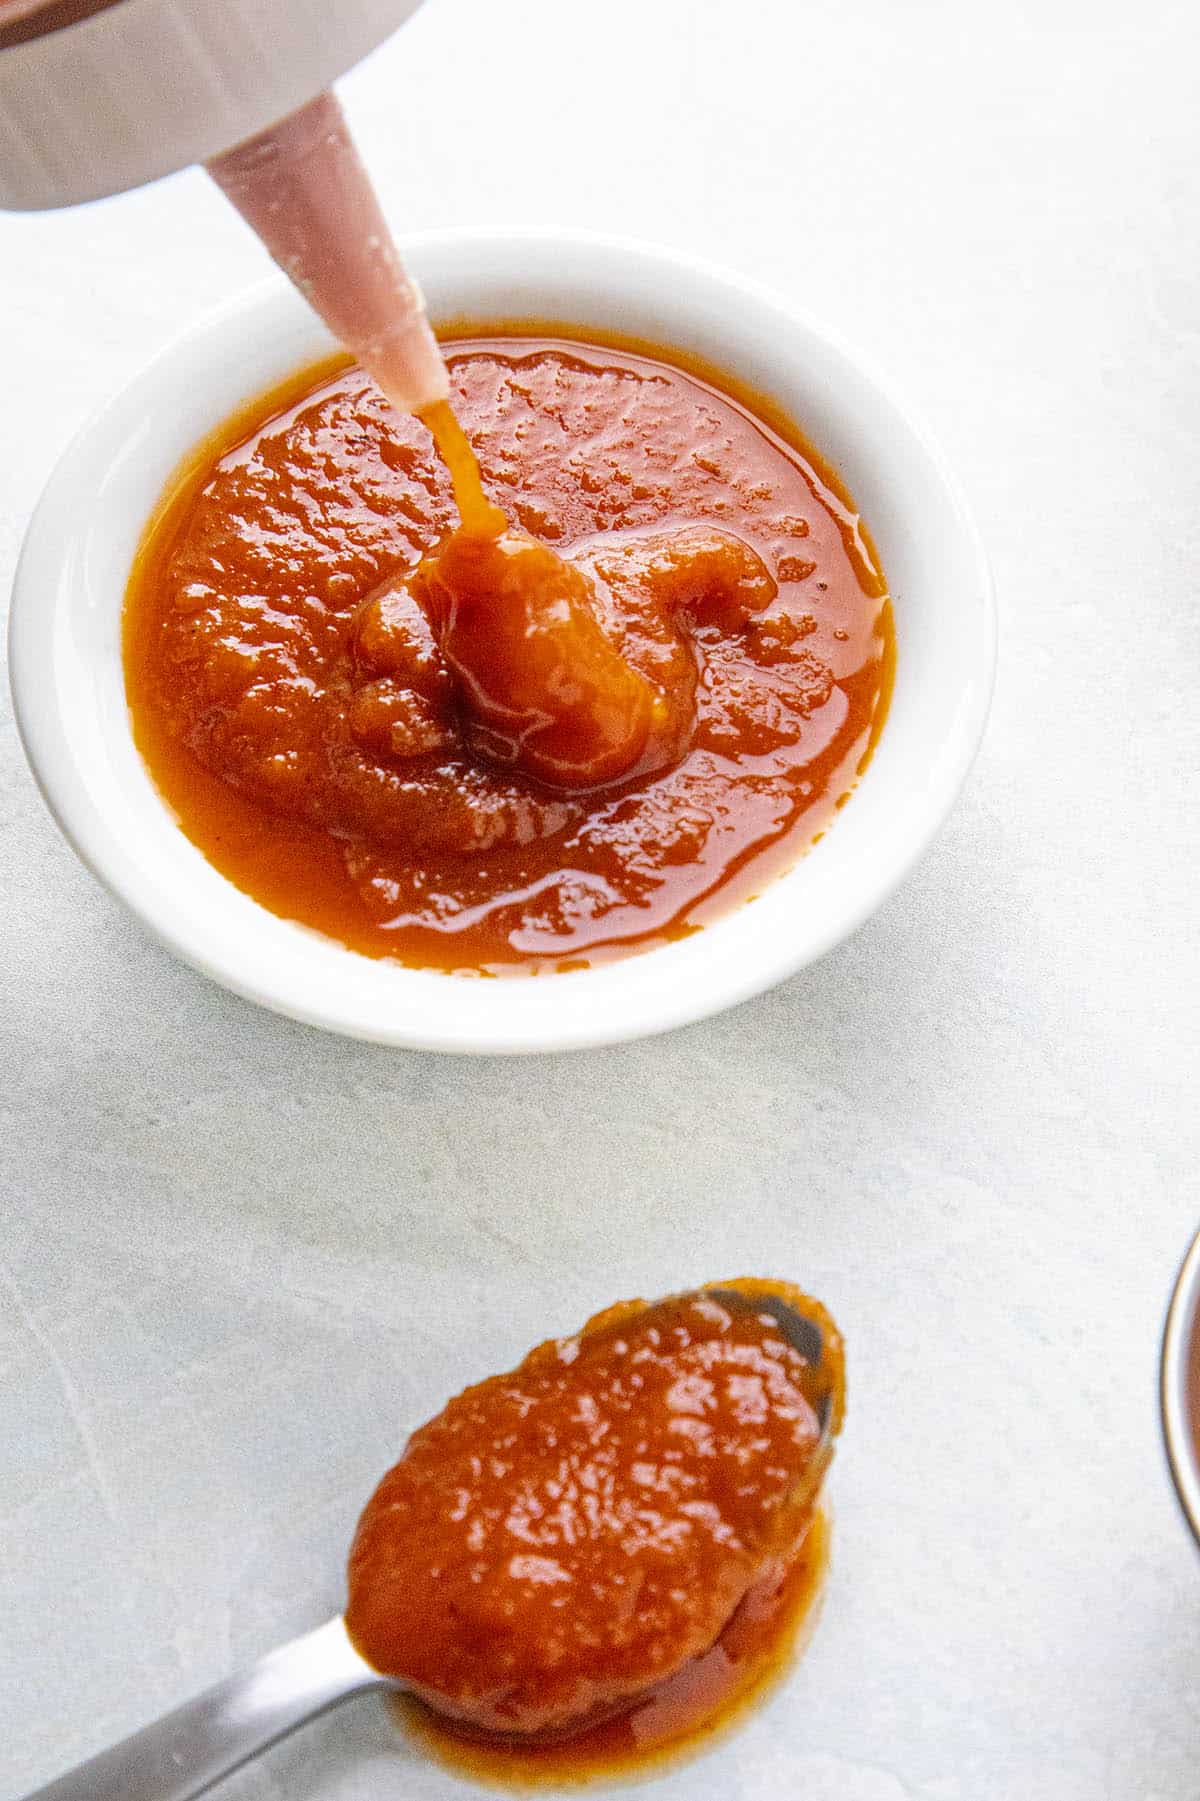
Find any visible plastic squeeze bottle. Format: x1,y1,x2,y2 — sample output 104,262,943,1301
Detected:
0,0,448,415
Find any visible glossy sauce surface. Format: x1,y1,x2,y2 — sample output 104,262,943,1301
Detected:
345,1280,844,1751
125,333,893,972
397,1509,831,1788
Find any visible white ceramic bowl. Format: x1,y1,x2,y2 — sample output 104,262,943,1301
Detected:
1162,1226,1200,1552
9,231,994,1053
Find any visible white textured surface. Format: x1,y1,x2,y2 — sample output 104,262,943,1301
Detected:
1,0,1198,1796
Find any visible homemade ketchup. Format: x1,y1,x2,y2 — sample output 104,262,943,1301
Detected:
125,331,893,971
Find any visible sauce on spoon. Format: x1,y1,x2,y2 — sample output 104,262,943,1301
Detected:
345,1279,844,1773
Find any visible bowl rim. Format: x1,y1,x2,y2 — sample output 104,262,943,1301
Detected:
1161,1223,1200,1551
8,227,997,1053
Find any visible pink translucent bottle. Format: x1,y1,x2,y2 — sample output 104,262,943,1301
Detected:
0,0,448,414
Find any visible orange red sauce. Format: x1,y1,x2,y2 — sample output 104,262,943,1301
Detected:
344,1280,844,1774
396,1511,831,1788
124,330,893,973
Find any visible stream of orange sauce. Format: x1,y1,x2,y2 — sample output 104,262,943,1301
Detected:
419,397,507,537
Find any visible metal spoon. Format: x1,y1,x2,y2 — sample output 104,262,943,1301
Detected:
22,1617,386,1801
21,1288,839,1801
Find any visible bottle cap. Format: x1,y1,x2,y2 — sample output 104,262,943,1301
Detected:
0,0,424,210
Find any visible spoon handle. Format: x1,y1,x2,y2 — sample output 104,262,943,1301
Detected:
22,1616,385,1801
